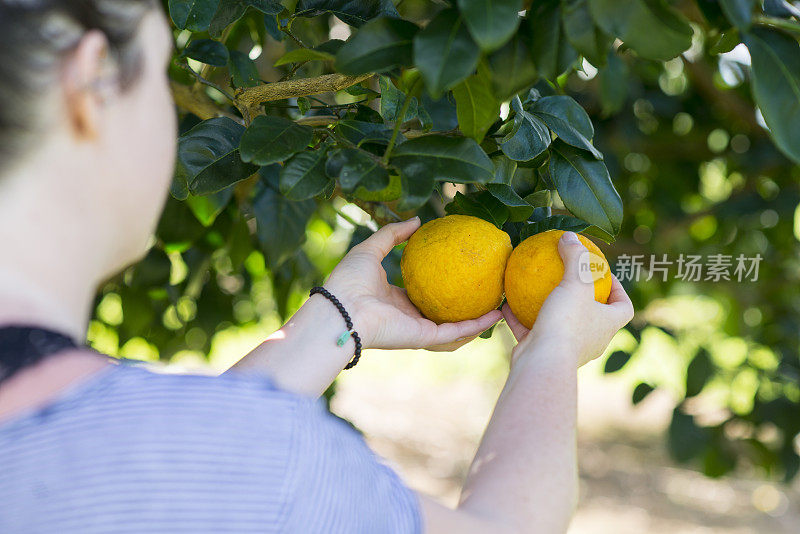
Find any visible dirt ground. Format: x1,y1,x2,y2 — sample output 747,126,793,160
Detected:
330,328,800,534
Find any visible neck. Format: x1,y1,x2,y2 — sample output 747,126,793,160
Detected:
0,153,107,342
0,262,99,342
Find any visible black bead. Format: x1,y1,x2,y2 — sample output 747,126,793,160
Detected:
310,286,362,370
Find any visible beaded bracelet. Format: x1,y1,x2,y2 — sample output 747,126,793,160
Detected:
309,286,362,369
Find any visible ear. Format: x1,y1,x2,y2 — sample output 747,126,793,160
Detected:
61,30,110,140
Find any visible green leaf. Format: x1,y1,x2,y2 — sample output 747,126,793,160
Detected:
274,47,335,66
208,0,283,37
490,155,517,184
444,191,510,227
354,173,402,201
632,383,655,405
397,173,434,210
581,224,615,243
174,117,258,195
186,188,234,226
335,120,397,146
668,408,710,463
263,13,283,41
604,350,632,373
453,72,500,143
414,9,480,98
229,50,260,87
744,28,800,165
528,1,579,80
487,32,538,100
420,92,459,131
531,95,602,159
253,184,316,268
562,0,613,66
227,213,254,270
130,248,172,288
325,148,390,193
335,17,418,75
524,189,552,207
588,0,693,61
168,0,218,31
457,0,523,52
157,197,207,249
686,349,713,397
518,215,590,240
297,96,311,115
345,84,380,97
117,286,156,338
598,52,628,116
719,0,754,30
764,0,800,18
279,148,331,200
390,135,494,185
710,29,741,55
500,108,551,162
239,115,313,165
703,442,736,478
295,0,399,27
479,324,496,339
486,183,533,221
379,76,418,122
549,141,622,235
183,39,229,66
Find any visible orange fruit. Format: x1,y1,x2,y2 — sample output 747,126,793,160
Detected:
401,215,513,323
504,230,612,328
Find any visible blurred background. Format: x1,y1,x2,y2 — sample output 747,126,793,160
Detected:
92,1,800,531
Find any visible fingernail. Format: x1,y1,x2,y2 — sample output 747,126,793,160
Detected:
412,216,420,222
562,231,579,243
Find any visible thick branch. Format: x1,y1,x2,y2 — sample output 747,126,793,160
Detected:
236,73,372,109
296,115,340,127
171,82,239,122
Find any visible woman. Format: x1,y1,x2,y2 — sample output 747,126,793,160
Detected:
0,1,634,533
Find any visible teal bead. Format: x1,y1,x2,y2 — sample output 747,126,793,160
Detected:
336,331,351,346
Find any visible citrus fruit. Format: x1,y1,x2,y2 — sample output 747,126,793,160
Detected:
401,215,513,324
504,230,612,329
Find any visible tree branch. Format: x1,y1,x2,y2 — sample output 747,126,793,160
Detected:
171,82,240,122
383,77,422,164
235,73,373,121
296,115,340,126
179,61,235,101
754,14,800,34
350,198,402,225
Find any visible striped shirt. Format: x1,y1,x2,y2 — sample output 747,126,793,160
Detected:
0,362,421,533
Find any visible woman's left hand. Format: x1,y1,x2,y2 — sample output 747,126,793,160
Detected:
325,217,502,352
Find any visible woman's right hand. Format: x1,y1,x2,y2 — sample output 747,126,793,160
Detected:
503,231,634,367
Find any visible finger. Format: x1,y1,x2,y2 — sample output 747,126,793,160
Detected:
606,274,629,305
605,275,634,326
501,303,528,342
425,309,502,347
557,231,593,295
426,334,479,352
357,217,421,260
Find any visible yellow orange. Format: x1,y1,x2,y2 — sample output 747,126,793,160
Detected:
504,230,612,328
401,215,513,323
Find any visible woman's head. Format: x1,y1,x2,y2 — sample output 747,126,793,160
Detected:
0,0,176,276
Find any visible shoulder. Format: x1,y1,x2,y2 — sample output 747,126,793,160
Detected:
102,363,318,430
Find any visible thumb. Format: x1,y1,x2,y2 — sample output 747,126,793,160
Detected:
557,231,592,291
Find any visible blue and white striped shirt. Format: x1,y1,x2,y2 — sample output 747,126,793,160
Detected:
0,363,421,533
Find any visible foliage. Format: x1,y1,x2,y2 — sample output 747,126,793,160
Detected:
91,0,800,482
